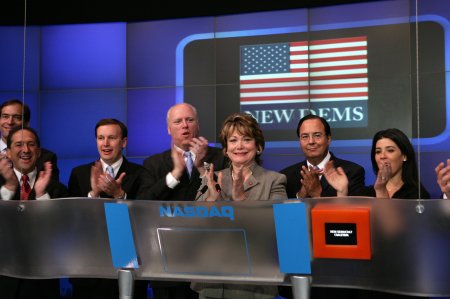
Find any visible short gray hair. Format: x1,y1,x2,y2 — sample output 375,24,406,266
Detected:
166,103,198,125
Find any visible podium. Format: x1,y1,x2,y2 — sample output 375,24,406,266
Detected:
0,197,449,298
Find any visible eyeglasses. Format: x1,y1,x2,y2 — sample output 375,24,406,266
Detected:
300,132,325,141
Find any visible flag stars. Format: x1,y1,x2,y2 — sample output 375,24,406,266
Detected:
240,42,291,75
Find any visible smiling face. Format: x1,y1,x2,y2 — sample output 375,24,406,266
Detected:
167,104,199,150
226,129,257,168
374,137,406,178
7,129,40,174
96,124,127,165
0,103,24,142
298,119,331,165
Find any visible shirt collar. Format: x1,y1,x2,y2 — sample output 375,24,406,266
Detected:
174,145,197,161
0,139,6,153
14,167,38,186
307,151,331,171
100,157,123,175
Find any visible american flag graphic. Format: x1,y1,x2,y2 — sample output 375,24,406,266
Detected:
240,36,368,105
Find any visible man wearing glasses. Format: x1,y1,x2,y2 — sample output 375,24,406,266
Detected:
0,99,59,180
280,114,366,199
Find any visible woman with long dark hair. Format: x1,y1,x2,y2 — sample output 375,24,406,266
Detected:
323,128,429,199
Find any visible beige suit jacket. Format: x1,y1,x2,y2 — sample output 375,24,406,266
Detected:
197,163,287,201
194,163,287,298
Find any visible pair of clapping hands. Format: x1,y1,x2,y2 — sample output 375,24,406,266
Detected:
323,160,393,197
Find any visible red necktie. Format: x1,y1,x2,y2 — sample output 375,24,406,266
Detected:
21,174,31,200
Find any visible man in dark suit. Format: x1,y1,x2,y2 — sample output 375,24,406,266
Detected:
143,103,227,299
279,114,365,299
0,99,60,181
0,126,67,299
144,103,228,202
2,126,68,200
68,118,152,200
68,118,151,299
280,114,366,199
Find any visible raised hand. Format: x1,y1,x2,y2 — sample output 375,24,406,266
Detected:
0,155,17,192
300,165,322,197
436,159,450,198
374,163,392,198
98,171,126,199
89,161,103,197
204,163,222,202
231,167,246,201
34,162,52,197
190,136,209,168
323,160,348,197
170,144,186,180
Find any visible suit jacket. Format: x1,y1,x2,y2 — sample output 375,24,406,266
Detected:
193,164,286,298
280,152,366,198
37,147,60,181
143,146,228,201
68,157,152,200
197,163,287,201
0,170,68,200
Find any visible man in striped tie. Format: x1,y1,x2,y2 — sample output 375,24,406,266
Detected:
281,114,366,199
0,126,68,299
68,118,152,299
68,118,153,200
2,126,68,201
279,114,367,299
143,103,229,299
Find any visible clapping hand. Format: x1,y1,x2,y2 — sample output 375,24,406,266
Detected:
300,165,322,198
436,159,450,198
323,160,348,197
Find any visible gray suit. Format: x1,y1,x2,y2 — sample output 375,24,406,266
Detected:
197,163,287,202
194,163,287,299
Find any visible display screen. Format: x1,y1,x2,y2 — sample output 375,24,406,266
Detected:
184,22,445,142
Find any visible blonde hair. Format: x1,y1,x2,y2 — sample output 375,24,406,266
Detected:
219,113,265,164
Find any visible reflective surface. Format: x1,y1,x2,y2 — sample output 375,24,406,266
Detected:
0,197,449,297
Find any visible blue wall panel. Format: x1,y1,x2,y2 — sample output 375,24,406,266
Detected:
41,23,126,89
40,90,127,159
0,0,447,199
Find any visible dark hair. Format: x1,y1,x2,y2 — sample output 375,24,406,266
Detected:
220,113,264,165
0,99,31,124
95,118,128,138
370,128,418,188
7,126,40,148
296,114,331,137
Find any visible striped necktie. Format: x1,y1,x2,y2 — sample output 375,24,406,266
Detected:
184,151,193,177
21,174,31,200
106,165,115,178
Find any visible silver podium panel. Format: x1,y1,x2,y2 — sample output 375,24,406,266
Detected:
131,200,282,284
0,197,449,297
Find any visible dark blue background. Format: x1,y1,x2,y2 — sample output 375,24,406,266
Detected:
0,0,449,198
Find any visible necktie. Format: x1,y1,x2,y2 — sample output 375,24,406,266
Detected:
184,151,193,177
106,165,115,178
21,174,31,200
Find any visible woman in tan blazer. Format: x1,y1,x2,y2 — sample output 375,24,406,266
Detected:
193,112,287,299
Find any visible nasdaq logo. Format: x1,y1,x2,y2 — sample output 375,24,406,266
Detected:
160,205,234,220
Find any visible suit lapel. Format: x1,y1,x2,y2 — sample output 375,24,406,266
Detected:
243,175,258,191
243,164,260,191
